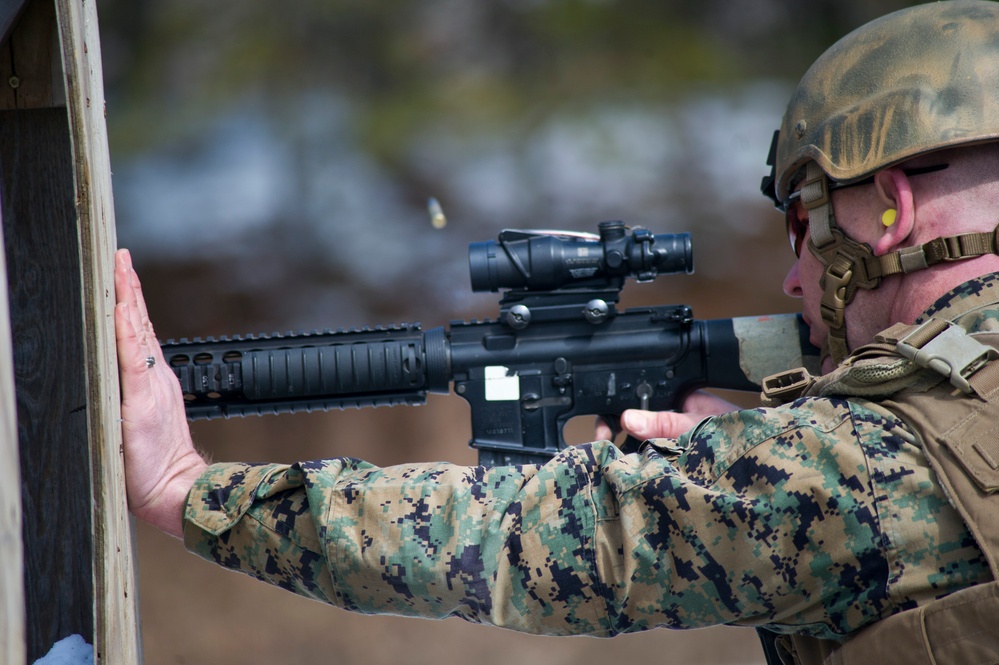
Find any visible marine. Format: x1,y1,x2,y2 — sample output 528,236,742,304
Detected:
115,3,999,663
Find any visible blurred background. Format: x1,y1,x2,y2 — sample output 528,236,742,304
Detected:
95,0,919,662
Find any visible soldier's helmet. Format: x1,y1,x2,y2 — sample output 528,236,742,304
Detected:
771,0,999,204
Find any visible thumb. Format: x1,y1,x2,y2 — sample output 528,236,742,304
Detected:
620,409,701,440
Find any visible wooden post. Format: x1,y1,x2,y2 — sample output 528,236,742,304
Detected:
0,0,140,662
0,185,25,665
56,0,141,661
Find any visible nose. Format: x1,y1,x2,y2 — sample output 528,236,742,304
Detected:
783,260,802,298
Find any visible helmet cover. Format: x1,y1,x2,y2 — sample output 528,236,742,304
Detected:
773,1,999,201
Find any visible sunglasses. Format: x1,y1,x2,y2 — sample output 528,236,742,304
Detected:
780,164,949,258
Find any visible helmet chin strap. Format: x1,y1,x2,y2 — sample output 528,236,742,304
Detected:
799,161,999,365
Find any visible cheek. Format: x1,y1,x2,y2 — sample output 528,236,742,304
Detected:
798,250,832,343
798,251,824,300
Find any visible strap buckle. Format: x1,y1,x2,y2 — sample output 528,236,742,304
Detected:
761,368,815,406
819,259,852,329
896,319,998,393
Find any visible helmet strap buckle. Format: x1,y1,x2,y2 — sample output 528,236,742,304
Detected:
819,258,853,330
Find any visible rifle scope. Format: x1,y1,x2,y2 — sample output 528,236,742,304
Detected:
468,220,692,292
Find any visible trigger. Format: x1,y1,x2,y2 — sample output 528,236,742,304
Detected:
637,381,652,410
597,414,622,441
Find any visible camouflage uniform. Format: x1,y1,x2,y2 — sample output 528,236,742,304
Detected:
183,276,998,643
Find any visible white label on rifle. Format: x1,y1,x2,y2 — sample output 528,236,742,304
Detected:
485,366,519,401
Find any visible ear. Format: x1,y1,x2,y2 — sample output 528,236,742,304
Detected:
873,167,915,256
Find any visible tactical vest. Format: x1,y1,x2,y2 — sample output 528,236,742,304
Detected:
757,317,999,665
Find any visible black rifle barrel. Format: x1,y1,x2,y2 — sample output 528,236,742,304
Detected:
165,323,448,420
163,313,816,422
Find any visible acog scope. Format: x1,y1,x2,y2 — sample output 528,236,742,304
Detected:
468,220,692,292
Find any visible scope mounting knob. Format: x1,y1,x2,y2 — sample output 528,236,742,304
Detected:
583,299,610,324
505,304,532,330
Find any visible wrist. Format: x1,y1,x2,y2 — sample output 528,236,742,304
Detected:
136,452,208,539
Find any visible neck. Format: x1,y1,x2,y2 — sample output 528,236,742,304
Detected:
892,256,999,322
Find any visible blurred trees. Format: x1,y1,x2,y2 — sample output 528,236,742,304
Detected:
99,0,916,157
95,0,921,337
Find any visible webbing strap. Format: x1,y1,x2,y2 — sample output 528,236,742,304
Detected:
973,359,999,397
801,162,835,247
877,318,999,397
864,227,999,279
875,319,949,348
826,328,850,369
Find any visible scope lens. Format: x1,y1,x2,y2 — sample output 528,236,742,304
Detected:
654,233,694,276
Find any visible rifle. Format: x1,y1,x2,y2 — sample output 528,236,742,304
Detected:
162,221,819,466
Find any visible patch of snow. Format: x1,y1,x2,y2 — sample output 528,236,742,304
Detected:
32,634,93,665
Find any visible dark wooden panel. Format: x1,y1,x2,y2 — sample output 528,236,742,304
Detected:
0,0,27,45
0,0,60,111
1,106,93,662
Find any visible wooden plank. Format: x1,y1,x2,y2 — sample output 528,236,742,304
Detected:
0,1,138,660
0,194,25,665
0,0,62,111
54,0,142,662
1,106,93,664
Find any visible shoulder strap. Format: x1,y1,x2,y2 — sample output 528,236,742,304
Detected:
874,318,999,397
760,317,999,405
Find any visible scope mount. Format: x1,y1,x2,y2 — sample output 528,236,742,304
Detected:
498,288,621,329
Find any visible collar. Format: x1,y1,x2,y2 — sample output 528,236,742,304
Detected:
916,273,999,333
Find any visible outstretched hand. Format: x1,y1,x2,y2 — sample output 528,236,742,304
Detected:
595,390,739,443
115,249,206,538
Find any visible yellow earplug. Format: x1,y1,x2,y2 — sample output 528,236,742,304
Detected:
881,208,897,227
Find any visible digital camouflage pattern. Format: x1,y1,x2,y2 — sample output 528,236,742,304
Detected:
183,276,999,642
772,1,999,200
